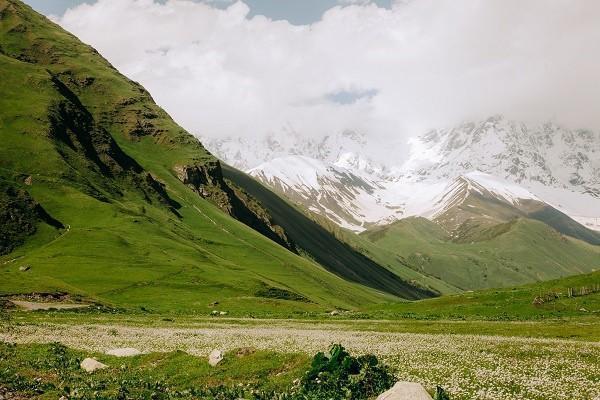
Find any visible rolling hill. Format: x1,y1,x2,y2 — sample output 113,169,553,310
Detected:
0,0,433,314
364,269,600,321
359,216,600,291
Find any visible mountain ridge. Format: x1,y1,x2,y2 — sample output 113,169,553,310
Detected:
1,0,430,312
206,116,600,233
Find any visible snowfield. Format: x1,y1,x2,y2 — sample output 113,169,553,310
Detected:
206,116,600,232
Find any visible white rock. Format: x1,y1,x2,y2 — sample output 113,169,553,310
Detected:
377,382,433,400
208,349,224,366
105,347,142,357
80,357,108,373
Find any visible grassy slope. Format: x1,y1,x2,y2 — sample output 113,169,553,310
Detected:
336,218,462,295
222,165,436,299
360,217,600,291
363,270,600,321
0,0,399,314
0,342,310,398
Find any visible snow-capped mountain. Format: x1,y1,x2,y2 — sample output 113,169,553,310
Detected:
399,116,600,230
205,130,389,177
204,116,600,233
248,156,402,231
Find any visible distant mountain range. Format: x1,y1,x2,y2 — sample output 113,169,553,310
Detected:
205,116,600,234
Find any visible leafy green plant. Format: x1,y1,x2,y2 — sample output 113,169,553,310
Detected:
434,386,451,400
297,344,394,399
47,342,80,373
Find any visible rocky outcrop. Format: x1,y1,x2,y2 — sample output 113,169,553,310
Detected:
80,358,107,373
376,382,433,400
47,73,182,215
174,161,295,251
0,182,64,255
208,349,223,366
174,160,224,199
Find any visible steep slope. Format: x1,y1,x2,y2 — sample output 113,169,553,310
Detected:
248,156,402,232
242,150,600,291
427,172,600,245
0,0,410,313
402,115,600,230
361,217,600,291
207,116,600,234
0,181,64,255
223,165,435,299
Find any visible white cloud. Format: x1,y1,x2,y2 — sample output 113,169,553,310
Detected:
337,0,372,5
56,0,600,162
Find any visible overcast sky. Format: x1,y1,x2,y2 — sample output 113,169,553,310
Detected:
28,0,600,158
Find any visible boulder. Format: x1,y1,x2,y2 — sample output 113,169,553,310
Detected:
377,382,433,400
208,349,224,366
105,347,142,357
80,357,108,373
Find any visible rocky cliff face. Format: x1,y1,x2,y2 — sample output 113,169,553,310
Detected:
174,161,294,251
0,182,64,255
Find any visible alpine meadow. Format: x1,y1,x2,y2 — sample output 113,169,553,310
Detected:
1,1,599,400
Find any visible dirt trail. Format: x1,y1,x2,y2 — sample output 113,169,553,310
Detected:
9,301,89,311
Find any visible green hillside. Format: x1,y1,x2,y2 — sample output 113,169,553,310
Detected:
0,0,420,314
364,269,600,320
359,216,600,291
222,165,436,299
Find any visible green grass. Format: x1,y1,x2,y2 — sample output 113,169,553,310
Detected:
0,0,398,315
0,341,310,398
223,165,435,300
6,270,600,341
362,269,600,322
0,341,400,400
358,216,600,291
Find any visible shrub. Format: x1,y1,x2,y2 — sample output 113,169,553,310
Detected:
296,344,394,399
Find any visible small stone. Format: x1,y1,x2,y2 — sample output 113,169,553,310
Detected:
377,381,433,400
329,310,340,316
24,176,32,186
208,349,223,366
19,265,31,272
105,347,142,357
579,308,589,312
80,357,108,372
211,310,219,316
219,311,228,316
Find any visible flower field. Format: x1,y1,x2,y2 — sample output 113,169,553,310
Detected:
2,321,598,399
